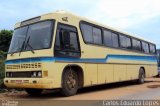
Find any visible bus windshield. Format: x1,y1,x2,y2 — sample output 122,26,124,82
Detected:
8,21,54,53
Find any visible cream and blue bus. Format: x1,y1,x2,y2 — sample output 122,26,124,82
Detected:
4,11,157,96
157,49,160,76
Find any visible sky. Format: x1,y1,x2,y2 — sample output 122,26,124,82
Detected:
0,0,160,48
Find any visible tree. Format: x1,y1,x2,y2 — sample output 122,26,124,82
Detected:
0,30,13,88
0,30,13,53
0,51,5,87
0,51,5,78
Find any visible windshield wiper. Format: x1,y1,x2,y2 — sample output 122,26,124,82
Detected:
19,40,25,56
25,36,35,54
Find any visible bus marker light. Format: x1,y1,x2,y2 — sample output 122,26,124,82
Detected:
33,80,37,83
43,71,48,77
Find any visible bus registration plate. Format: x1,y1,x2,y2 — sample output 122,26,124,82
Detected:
15,80,22,84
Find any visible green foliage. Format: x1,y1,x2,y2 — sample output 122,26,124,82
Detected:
0,54,5,90
0,30,13,52
0,51,5,87
0,51,5,79
0,29,12,90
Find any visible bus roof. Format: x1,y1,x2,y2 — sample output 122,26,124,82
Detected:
14,10,155,45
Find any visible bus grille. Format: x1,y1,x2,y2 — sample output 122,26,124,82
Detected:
6,63,42,69
6,71,41,78
7,71,33,78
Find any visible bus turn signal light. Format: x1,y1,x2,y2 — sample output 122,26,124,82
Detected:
43,71,48,77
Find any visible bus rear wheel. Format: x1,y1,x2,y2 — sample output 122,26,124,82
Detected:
61,68,79,96
25,88,42,96
138,68,145,84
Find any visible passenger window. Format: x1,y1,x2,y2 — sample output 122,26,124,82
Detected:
120,34,131,49
93,27,102,45
149,44,156,54
80,23,102,45
120,35,126,48
126,37,131,49
142,42,149,53
54,24,80,57
103,30,119,48
80,24,93,43
112,33,119,47
132,39,141,51
103,30,112,47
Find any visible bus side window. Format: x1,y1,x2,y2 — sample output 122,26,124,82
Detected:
54,24,80,58
142,41,149,53
62,31,70,49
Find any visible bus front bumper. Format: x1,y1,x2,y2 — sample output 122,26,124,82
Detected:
4,78,55,89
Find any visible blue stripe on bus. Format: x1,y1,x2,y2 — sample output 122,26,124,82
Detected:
5,55,157,64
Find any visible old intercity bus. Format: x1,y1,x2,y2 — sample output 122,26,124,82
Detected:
4,11,158,96
157,49,160,76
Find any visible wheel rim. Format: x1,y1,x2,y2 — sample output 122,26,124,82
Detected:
141,73,144,82
66,70,76,90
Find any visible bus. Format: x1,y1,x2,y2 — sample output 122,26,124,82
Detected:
157,49,160,76
4,10,158,96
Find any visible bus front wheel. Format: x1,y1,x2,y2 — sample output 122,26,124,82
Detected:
25,88,42,96
61,68,79,96
138,68,145,84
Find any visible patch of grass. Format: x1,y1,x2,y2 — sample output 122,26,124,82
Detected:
0,87,6,93
0,90,5,93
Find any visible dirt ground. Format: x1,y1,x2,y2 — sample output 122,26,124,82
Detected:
1,78,160,100
0,78,160,106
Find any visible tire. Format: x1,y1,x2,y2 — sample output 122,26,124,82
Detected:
138,68,145,84
61,68,79,96
25,88,42,96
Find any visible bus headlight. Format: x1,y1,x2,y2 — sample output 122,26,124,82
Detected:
31,71,42,78
37,71,42,77
33,72,37,77
6,72,9,77
10,72,13,77
6,72,12,77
